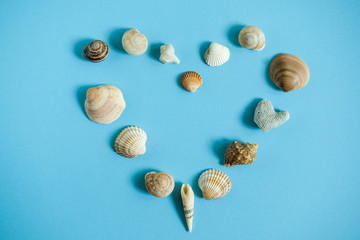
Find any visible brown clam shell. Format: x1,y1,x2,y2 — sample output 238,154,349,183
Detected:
180,71,202,92
224,141,258,166
82,40,109,62
269,53,310,92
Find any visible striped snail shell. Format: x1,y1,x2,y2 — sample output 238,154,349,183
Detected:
82,40,109,62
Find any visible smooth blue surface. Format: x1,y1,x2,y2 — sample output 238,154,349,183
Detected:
1,0,360,239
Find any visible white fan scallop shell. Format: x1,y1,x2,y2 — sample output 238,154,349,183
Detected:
114,126,147,158
198,169,231,200
204,42,230,67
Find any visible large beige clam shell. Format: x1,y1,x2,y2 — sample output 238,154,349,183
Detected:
238,26,265,50
181,184,194,232
204,42,230,67
122,28,148,56
198,169,231,200
84,85,126,124
145,171,175,198
114,126,147,158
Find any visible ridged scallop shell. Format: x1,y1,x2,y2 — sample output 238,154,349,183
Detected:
84,85,126,124
181,184,194,232
198,169,231,200
238,26,265,50
82,40,109,62
269,53,310,92
224,141,258,166
160,44,180,64
145,171,175,198
114,126,147,158
204,42,230,66
180,71,202,92
122,28,148,56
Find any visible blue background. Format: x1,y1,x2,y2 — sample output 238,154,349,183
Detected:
1,0,360,239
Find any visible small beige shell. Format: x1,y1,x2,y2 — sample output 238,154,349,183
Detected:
84,85,126,124
238,26,265,50
82,40,109,62
224,141,258,166
180,71,202,92
145,171,175,198
269,53,310,92
114,126,147,158
198,169,231,200
160,44,180,64
204,42,230,66
181,184,194,232
122,28,148,56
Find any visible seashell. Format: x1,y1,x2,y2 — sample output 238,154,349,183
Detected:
180,71,202,92
114,126,147,158
145,171,175,198
238,26,265,50
224,141,258,166
204,42,230,67
254,99,289,132
159,44,180,64
181,184,194,232
122,28,148,56
84,85,126,124
269,53,310,92
198,169,231,200
82,40,109,62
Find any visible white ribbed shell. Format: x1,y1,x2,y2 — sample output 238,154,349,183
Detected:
198,169,231,200
114,126,147,158
204,42,230,67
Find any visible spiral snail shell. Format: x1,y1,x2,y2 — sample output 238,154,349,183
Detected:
238,26,265,51
82,40,109,62
122,28,148,56
269,53,310,92
145,171,175,198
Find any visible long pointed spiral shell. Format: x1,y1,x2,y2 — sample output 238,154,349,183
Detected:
181,184,194,232
224,141,258,166
84,85,126,124
145,171,175,198
204,42,230,66
114,126,147,158
269,53,310,92
122,28,148,56
82,40,109,62
198,169,231,200
238,26,265,50
180,71,202,92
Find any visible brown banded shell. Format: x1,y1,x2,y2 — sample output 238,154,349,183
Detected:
84,85,126,124
224,141,258,166
238,26,265,50
269,53,310,92
82,40,109,62
198,169,231,200
145,171,175,198
180,71,202,92
114,126,147,158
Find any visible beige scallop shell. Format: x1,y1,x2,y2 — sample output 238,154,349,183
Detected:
204,42,230,66
269,53,310,92
84,85,126,124
180,71,202,92
145,171,175,198
198,169,231,200
122,28,148,56
238,26,265,50
113,126,147,158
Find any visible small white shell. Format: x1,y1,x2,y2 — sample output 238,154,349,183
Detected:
159,44,180,64
122,28,148,56
198,169,231,200
181,184,194,232
114,126,147,158
145,171,175,198
204,42,230,67
238,26,265,51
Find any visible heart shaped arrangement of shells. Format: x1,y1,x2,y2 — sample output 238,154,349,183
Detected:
81,26,310,232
